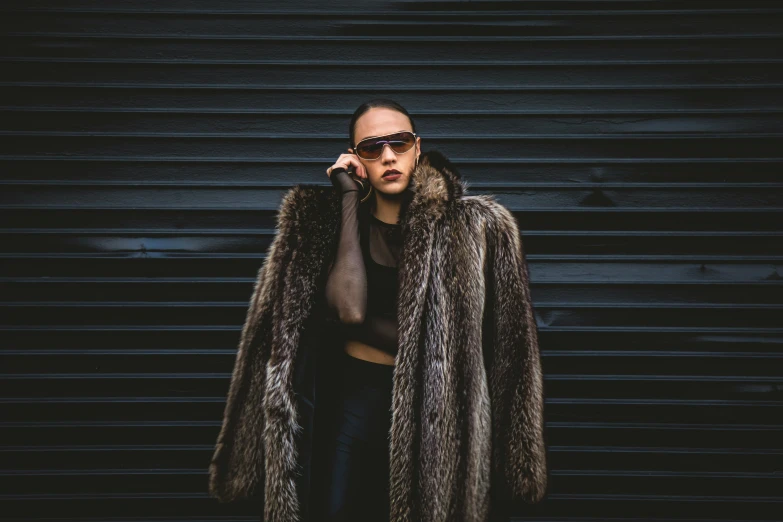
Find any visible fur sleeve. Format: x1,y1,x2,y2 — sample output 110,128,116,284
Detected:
484,200,548,507
208,188,298,503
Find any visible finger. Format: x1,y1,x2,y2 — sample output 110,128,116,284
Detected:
349,156,367,179
347,157,361,178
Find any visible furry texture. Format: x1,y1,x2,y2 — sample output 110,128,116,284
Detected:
209,150,548,521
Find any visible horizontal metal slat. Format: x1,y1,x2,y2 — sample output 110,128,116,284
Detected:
4,34,783,62
3,108,783,135
2,85,782,113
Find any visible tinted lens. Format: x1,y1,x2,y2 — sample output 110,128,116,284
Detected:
388,132,416,153
356,140,384,159
356,132,415,159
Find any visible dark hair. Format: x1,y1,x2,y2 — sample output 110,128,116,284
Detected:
348,98,417,150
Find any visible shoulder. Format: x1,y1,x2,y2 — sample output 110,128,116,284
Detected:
276,184,338,231
458,195,520,236
279,184,334,215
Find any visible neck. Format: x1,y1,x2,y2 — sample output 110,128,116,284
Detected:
372,190,402,225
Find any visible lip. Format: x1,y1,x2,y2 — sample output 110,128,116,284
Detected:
383,170,401,178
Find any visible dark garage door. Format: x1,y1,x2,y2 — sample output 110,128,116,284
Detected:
1,1,782,521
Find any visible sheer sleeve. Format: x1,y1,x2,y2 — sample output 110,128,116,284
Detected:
324,168,367,324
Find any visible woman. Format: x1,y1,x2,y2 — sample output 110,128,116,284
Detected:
209,98,548,522
313,100,422,521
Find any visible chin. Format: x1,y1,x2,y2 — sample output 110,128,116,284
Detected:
373,176,411,195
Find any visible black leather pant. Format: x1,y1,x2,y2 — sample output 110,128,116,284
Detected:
311,349,394,522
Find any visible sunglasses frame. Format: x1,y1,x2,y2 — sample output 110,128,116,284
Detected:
352,131,419,160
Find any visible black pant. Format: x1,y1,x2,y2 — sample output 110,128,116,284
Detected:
311,349,394,522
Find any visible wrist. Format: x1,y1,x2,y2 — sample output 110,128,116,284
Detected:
331,168,362,193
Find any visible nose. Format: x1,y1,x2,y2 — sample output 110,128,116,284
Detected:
381,143,397,162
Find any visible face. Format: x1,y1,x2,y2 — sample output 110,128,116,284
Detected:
351,107,421,195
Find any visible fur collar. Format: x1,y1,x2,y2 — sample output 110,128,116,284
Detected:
407,148,468,204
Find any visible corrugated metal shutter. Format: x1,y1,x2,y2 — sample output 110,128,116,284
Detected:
2,1,781,520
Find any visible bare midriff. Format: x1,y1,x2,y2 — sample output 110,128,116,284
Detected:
344,339,396,366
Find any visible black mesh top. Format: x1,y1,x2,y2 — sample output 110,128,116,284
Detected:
324,168,401,357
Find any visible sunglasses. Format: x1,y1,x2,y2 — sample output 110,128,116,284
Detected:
353,131,418,160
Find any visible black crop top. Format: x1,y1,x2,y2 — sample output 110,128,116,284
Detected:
324,168,401,357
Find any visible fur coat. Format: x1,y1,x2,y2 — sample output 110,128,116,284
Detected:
208,150,548,521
